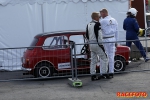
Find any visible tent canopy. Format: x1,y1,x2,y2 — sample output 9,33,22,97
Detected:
0,0,129,48
0,0,128,5
0,0,129,71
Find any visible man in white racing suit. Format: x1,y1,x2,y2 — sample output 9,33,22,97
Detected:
86,12,108,81
100,8,118,79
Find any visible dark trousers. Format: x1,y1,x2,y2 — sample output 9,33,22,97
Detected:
126,36,146,58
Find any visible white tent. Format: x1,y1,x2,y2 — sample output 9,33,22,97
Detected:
0,0,130,71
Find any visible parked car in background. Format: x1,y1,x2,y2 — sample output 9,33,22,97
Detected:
21,31,130,78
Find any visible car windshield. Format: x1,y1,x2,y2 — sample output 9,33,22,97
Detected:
27,38,38,50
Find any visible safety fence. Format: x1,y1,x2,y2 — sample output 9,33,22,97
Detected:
0,38,150,82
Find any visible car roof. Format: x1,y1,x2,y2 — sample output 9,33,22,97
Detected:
35,30,86,38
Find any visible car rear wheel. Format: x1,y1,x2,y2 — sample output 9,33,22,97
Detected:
114,57,126,72
34,63,53,78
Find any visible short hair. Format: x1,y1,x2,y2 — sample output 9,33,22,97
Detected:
91,12,100,19
100,8,108,14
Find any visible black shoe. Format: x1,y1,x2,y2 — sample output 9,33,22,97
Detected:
100,75,106,79
105,74,113,79
109,73,114,78
91,75,96,81
101,74,109,79
105,75,111,79
91,75,100,81
145,57,150,62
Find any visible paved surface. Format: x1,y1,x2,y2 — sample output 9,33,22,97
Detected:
0,59,150,100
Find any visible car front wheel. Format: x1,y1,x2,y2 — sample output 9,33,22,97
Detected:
114,57,126,72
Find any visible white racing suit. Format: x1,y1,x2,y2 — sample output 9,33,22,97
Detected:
100,16,118,74
86,20,108,75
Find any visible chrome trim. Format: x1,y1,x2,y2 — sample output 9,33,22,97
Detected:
21,67,32,71
42,47,69,50
127,46,131,60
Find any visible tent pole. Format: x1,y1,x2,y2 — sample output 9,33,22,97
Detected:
144,0,147,28
41,4,44,33
144,0,148,55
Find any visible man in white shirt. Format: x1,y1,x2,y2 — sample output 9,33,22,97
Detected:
86,12,108,81
100,8,118,79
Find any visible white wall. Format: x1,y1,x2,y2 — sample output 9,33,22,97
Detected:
0,4,43,48
0,1,129,71
43,1,128,43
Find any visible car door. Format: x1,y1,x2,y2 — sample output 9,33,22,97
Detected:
42,35,71,70
69,34,90,69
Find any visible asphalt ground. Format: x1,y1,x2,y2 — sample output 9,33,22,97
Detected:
0,58,150,100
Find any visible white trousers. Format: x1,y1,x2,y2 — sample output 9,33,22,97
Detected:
102,37,115,73
90,43,108,75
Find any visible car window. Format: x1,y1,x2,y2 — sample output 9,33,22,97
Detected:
69,35,85,57
43,36,69,49
70,35,84,44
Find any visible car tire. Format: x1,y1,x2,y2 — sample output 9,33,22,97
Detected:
34,63,53,78
114,56,126,72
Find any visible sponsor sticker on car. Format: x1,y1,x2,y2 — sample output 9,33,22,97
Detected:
58,62,71,69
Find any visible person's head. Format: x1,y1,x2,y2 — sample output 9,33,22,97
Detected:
91,12,100,21
127,8,138,17
100,8,108,18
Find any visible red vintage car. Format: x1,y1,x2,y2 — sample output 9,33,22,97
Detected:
21,31,130,78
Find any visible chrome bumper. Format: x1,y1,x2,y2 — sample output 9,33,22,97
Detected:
21,67,32,71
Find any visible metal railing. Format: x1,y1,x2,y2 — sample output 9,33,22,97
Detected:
0,38,150,82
